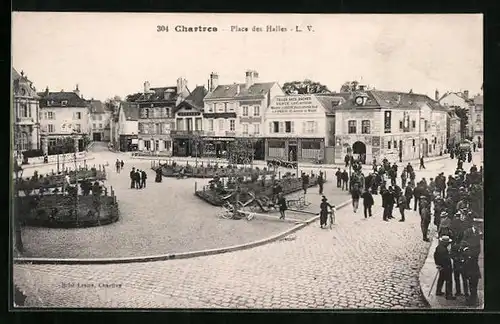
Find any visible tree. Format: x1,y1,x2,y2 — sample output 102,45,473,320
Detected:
125,92,143,102
228,138,254,165
281,80,331,95
340,80,360,92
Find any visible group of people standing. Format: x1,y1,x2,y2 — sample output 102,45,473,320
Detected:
115,159,124,173
129,167,148,189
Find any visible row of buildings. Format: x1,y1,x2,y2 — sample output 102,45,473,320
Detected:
13,67,483,164
12,68,113,158
117,70,483,164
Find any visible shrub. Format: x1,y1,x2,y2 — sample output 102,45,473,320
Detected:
22,149,44,158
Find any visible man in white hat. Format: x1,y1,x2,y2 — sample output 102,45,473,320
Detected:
434,235,456,300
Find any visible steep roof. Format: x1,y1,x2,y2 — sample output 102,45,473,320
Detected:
136,86,179,102
204,82,276,100
336,90,447,112
38,91,88,107
314,93,351,115
87,100,105,113
174,86,207,113
121,101,139,121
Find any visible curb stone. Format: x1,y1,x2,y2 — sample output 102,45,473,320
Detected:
14,199,352,265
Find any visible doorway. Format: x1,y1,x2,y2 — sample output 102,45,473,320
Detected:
288,144,297,162
352,141,367,164
93,132,102,141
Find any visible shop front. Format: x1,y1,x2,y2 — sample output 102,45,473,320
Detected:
202,137,235,158
265,137,325,163
119,135,138,152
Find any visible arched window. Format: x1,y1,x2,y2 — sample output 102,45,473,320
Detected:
19,103,28,118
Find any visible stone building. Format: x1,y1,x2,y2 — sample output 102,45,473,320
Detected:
116,101,139,151
470,94,483,147
171,86,207,157
202,70,284,159
38,85,90,154
88,99,111,142
136,78,189,154
334,90,448,164
263,93,349,163
12,68,40,156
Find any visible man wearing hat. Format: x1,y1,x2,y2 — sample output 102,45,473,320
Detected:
433,197,444,229
419,196,431,242
462,244,482,306
434,235,456,300
319,196,333,228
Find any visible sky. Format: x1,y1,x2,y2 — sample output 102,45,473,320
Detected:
12,13,483,101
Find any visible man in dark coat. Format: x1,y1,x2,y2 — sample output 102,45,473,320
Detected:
381,188,392,221
120,160,124,170
404,183,414,210
301,172,309,194
272,181,282,204
141,169,147,188
130,167,136,189
434,236,456,300
318,171,324,195
397,194,407,222
419,156,426,170
361,188,374,218
341,170,349,191
462,245,482,305
406,162,414,175
335,168,342,188
413,183,422,211
344,154,350,168
451,241,469,297
319,196,333,228
419,196,431,242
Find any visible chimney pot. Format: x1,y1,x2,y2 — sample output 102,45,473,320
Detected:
209,73,219,91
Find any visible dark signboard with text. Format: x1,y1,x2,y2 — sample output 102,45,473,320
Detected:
384,110,392,133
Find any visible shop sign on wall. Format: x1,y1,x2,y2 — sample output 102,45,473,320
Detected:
270,96,319,114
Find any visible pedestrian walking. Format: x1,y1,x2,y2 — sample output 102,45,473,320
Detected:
341,170,349,191
277,193,287,220
129,167,136,188
335,168,342,188
413,183,422,211
344,154,350,168
398,194,407,222
351,184,361,213
451,242,469,298
301,172,309,194
115,159,121,173
401,171,407,189
419,156,426,170
419,196,431,242
319,196,333,228
318,171,324,195
135,169,141,189
120,160,124,170
404,183,413,210
361,188,374,218
434,235,456,300
467,151,472,163
141,170,147,188
382,188,391,222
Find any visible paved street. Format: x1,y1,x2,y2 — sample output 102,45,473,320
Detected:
14,146,483,308
18,143,349,259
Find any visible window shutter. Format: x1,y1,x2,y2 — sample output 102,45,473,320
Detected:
269,122,273,134
279,122,284,133
291,121,295,133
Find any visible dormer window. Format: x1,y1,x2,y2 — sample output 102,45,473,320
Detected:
61,100,68,106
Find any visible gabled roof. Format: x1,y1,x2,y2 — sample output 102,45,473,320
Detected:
136,86,179,102
87,100,105,113
204,82,276,100
12,67,39,98
314,93,351,115
336,90,447,112
38,91,88,107
121,101,139,121
174,86,207,113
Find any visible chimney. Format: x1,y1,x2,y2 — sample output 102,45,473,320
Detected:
45,86,49,96
144,81,150,93
397,94,401,104
209,72,219,92
236,84,241,94
73,84,80,97
245,70,255,88
177,77,187,95
435,89,440,101
463,90,469,100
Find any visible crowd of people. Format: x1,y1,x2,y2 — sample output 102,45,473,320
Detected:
129,167,148,189
336,151,483,306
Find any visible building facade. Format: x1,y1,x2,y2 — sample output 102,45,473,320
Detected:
203,70,284,159
334,90,448,164
447,110,462,147
117,101,139,151
135,79,189,154
88,99,111,141
12,68,40,156
171,86,207,157
438,90,472,140
38,86,91,154
263,93,348,163
470,94,483,147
